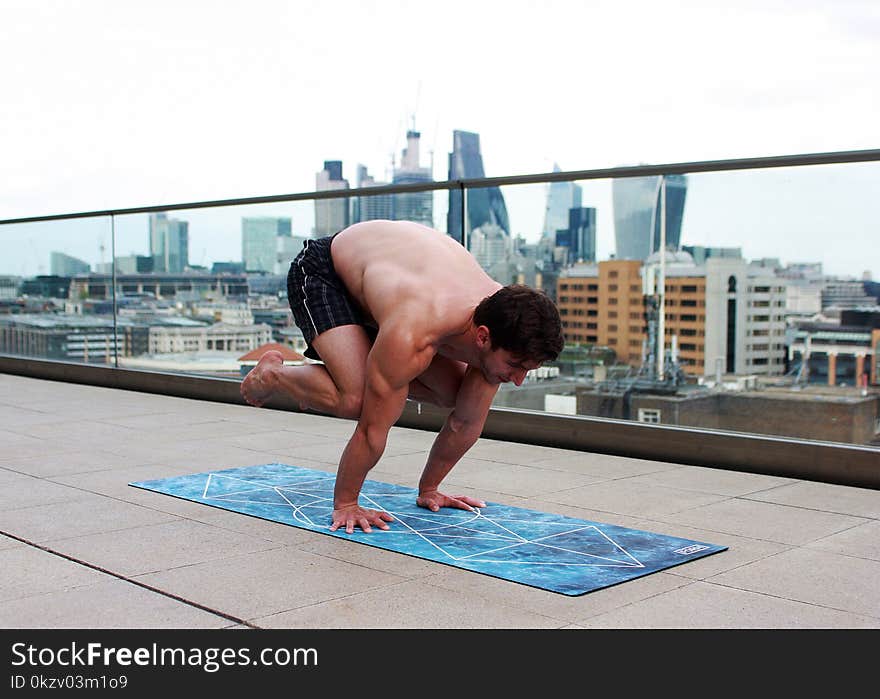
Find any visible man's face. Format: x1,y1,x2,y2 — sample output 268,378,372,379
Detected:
479,347,541,386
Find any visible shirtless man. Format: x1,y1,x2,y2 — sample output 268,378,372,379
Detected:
240,220,563,534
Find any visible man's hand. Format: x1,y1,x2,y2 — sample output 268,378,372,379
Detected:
416,490,487,513
330,504,394,534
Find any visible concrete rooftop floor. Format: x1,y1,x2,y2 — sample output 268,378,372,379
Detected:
1,372,879,629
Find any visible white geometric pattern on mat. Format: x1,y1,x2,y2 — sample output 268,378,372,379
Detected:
201,472,645,569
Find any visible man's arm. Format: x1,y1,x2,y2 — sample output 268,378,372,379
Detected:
416,366,499,511
331,323,434,533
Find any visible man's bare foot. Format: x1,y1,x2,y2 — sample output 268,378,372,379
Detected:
240,350,283,407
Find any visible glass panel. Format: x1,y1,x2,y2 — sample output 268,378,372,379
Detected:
112,199,325,379
468,163,879,449
0,216,117,364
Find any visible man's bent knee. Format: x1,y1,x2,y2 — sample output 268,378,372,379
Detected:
337,392,364,420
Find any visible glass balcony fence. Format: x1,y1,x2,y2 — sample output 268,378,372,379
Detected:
1,150,878,484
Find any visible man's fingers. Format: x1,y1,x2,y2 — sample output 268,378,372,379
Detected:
332,508,393,534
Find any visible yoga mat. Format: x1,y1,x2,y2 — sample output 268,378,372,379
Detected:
130,463,727,596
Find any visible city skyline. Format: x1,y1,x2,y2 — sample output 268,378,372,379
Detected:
1,1,878,278
2,155,876,281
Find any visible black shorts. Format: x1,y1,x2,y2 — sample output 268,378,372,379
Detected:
287,234,375,361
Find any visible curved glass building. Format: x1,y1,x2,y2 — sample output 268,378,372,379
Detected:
612,174,687,260
446,130,510,246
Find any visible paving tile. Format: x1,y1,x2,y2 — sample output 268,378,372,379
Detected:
213,429,340,453
263,436,422,463
0,494,180,542
744,481,880,518
805,521,880,561
0,405,65,429
134,547,408,621
372,453,487,481
0,534,24,551
268,412,362,439
0,429,72,460
0,473,93,512
254,578,563,629
542,479,730,518
142,446,299,473
0,467,25,484
0,579,230,628
148,419,267,443
442,461,603,499
8,419,143,450
660,498,868,546
0,449,142,478
517,498,650,529
531,451,683,478
100,410,228,430
466,438,596,466
0,546,107,603
99,438,283,466
575,580,880,629
708,547,880,619
45,519,284,577
137,502,320,547
420,567,692,626
624,465,796,496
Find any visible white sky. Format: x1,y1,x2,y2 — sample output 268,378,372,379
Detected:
1,0,878,277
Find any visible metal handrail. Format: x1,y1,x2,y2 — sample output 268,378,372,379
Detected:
2,147,879,226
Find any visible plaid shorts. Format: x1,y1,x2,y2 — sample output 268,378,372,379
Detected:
287,234,375,361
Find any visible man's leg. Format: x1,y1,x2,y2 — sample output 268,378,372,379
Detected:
241,325,372,418
408,355,467,408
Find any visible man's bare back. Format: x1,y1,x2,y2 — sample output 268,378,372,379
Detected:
330,220,501,349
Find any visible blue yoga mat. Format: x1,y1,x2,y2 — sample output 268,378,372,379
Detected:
130,463,727,596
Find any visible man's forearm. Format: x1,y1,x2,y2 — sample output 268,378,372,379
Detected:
418,414,481,493
333,425,387,508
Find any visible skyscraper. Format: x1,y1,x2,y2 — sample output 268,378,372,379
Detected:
542,166,582,239
242,217,292,274
612,174,687,260
446,130,510,246
392,130,433,227
315,160,349,237
555,207,597,264
149,213,189,273
354,164,393,223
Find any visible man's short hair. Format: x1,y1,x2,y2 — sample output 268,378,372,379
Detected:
473,284,564,362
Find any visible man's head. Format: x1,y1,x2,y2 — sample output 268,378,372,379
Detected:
472,284,564,385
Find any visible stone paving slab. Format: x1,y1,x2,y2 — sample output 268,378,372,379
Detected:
0,578,232,629
542,478,731,518
0,494,180,542
707,547,880,619
574,580,880,629
660,497,869,546
43,519,284,577
253,578,564,629
133,547,409,622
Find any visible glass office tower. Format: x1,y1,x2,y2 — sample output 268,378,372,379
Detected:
446,130,510,246
612,174,687,259
242,217,291,274
149,213,189,273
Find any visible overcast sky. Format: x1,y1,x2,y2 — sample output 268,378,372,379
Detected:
1,0,878,277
